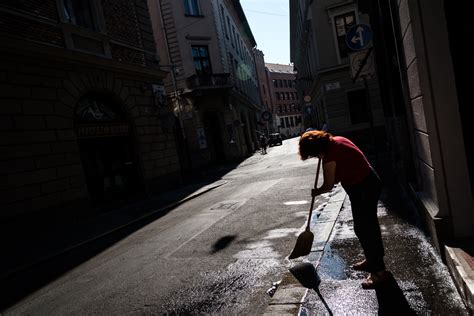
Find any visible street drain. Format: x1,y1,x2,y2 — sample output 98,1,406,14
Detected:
210,200,245,211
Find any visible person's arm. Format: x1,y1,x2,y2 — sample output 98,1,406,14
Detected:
311,161,336,197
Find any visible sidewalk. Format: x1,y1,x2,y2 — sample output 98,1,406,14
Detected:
265,184,470,315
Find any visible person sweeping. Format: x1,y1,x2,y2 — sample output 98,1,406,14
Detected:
298,130,391,289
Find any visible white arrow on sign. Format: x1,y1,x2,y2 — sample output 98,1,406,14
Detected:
350,26,365,47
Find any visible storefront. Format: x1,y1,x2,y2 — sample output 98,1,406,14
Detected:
75,93,141,204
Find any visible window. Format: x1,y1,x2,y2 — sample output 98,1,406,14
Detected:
347,89,369,124
192,46,212,75
220,6,228,38
278,105,282,113
283,80,288,88
334,12,356,59
280,118,285,128
262,84,266,95
232,26,236,47
275,92,280,100
273,80,277,88
235,60,240,90
236,34,241,55
63,0,97,30
288,80,293,88
184,0,200,16
226,16,231,40
229,53,235,78
290,117,295,127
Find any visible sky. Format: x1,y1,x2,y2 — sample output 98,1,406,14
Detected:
240,0,291,65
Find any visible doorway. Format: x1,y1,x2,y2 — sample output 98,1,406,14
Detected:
75,93,141,204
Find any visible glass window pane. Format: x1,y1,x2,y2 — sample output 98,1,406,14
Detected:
69,0,96,30
202,60,210,73
194,61,203,73
199,47,208,57
335,17,345,36
345,14,354,26
183,0,190,14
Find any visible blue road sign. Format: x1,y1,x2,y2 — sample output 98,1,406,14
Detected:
345,24,373,51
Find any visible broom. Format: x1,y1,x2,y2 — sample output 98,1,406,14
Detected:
288,158,322,259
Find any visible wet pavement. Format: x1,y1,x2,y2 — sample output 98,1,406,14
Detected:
268,184,470,315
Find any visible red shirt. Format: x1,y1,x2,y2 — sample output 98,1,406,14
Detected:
323,136,372,186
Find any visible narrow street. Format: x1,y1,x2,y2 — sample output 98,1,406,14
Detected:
4,138,329,315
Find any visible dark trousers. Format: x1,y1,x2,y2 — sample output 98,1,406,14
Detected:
343,170,385,272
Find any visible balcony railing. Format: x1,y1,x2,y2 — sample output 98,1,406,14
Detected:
186,73,232,90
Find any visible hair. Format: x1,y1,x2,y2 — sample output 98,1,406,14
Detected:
299,130,333,160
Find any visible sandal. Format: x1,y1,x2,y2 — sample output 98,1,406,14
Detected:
351,259,370,272
361,271,392,290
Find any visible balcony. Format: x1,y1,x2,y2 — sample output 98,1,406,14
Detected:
186,73,233,92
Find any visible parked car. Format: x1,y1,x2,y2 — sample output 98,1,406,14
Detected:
268,133,283,146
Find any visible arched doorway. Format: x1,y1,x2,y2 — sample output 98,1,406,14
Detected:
74,92,140,204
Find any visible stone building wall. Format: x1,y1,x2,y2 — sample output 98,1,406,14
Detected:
0,1,180,220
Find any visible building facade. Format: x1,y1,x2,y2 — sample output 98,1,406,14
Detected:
265,64,303,138
293,0,473,309
253,49,272,135
290,0,386,154
148,0,263,170
362,1,474,247
362,0,473,309
0,0,180,220
290,0,319,130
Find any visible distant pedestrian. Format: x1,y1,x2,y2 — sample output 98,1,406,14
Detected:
298,130,390,289
259,134,267,154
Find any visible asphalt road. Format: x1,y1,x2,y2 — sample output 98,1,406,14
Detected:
5,137,329,315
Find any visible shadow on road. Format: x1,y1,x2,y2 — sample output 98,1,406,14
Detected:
211,235,237,254
0,162,242,312
375,272,416,315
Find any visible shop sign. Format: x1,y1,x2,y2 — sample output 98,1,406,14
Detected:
76,124,129,138
325,82,340,91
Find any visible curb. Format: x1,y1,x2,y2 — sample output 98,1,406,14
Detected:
264,185,347,315
445,245,474,313
0,180,227,281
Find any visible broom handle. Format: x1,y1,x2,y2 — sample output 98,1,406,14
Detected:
306,158,322,230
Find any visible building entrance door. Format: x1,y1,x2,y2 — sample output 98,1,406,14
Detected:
75,93,140,204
